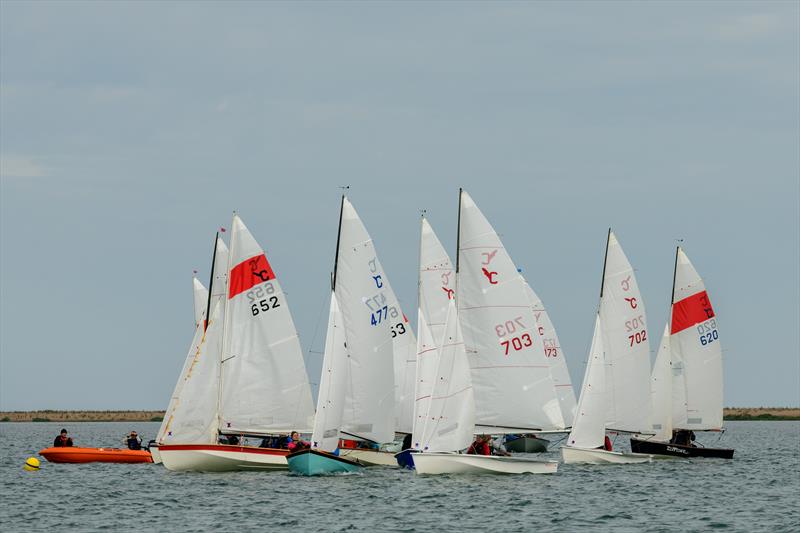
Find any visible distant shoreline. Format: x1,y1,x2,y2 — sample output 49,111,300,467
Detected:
1,408,799,422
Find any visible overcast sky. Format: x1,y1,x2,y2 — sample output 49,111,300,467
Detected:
1,1,798,411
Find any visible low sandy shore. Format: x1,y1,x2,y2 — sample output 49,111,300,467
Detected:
2,408,799,422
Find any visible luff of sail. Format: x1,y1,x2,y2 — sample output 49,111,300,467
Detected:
523,280,577,427
457,190,565,432
219,215,315,435
336,197,396,444
310,292,350,452
160,301,224,444
598,230,652,433
417,298,475,452
567,315,606,449
670,247,723,431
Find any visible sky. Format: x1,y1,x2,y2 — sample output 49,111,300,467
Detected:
1,1,798,411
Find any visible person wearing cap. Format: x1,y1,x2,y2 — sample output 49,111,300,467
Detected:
53,429,74,447
125,431,142,450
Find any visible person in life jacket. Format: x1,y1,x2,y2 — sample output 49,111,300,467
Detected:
287,431,309,452
467,435,491,455
124,431,142,450
53,429,73,447
604,435,613,451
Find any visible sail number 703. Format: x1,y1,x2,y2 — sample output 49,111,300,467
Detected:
501,333,533,355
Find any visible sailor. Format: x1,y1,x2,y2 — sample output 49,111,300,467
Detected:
53,429,73,447
604,435,613,451
287,431,309,452
467,435,491,455
125,431,142,450
401,433,413,451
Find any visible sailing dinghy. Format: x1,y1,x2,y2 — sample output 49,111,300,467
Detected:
288,197,397,475
412,195,559,475
159,218,315,471
562,230,653,464
630,247,733,459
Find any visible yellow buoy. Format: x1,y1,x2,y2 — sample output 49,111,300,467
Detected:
24,457,41,471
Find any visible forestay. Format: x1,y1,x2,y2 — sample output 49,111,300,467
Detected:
412,217,457,448
219,215,314,435
417,299,475,452
598,230,652,433
523,281,577,427
567,316,606,449
670,248,723,431
336,198,396,444
160,302,223,444
310,293,350,452
457,190,565,432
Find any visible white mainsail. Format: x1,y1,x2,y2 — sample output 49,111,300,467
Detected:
208,235,230,325
192,276,208,329
669,247,723,431
219,215,314,434
310,292,350,452
336,197,396,444
412,217,457,448
160,302,223,444
457,190,565,432
523,281,577,427
417,299,475,452
599,230,652,433
567,316,606,449
650,324,673,441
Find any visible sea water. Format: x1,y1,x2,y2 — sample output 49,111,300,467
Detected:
0,421,798,532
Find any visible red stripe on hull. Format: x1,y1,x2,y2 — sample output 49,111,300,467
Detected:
671,290,715,334
228,254,275,299
158,444,288,456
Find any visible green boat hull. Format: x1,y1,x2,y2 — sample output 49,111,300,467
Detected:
286,448,363,476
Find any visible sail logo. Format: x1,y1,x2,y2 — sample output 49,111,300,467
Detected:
228,254,275,299
482,267,498,285
671,290,715,334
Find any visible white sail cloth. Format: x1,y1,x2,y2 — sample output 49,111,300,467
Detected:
412,217,458,448
457,190,565,432
192,276,208,329
220,215,314,434
650,324,673,441
523,281,577,427
416,299,475,452
336,198,396,444
567,316,606,449
160,302,223,444
310,293,350,452
599,231,652,433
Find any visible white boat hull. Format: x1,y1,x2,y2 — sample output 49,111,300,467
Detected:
413,452,559,475
149,445,162,464
561,446,652,464
338,448,398,467
159,444,288,472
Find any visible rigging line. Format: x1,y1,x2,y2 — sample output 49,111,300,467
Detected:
307,289,331,360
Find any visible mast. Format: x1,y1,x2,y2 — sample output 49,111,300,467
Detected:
204,232,219,332
331,195,345,291
599,227,611,299
671,245,680,305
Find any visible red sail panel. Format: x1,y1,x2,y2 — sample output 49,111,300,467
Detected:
228,254,275,299
671,290,715,334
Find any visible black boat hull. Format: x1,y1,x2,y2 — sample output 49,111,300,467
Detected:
630,438,734,459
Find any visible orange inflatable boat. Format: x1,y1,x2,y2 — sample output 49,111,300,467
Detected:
39,447,153,464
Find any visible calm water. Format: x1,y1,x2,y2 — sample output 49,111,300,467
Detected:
0,421,798,532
